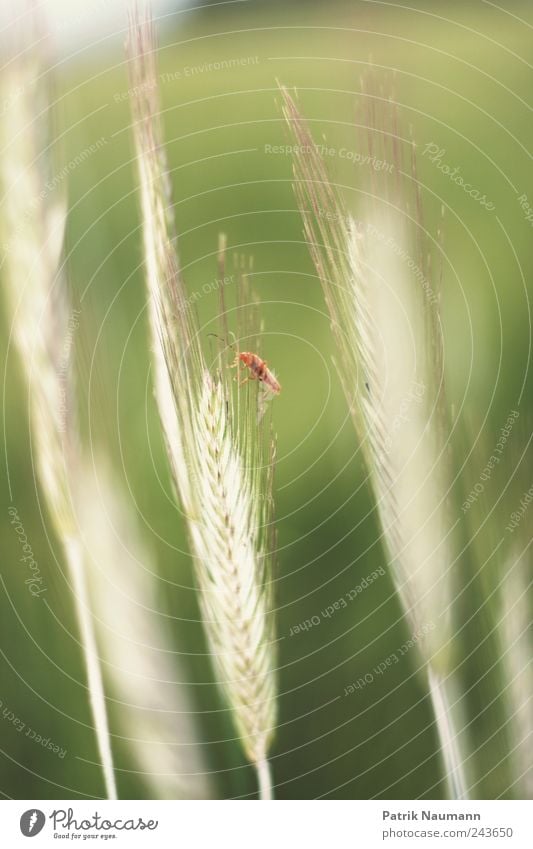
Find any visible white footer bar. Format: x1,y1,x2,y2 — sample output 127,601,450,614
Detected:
1,799,531,848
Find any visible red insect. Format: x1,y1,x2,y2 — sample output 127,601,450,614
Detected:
209,333,281,394
231,351,281,394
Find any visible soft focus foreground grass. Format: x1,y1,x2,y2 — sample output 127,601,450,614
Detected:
1,1,532,798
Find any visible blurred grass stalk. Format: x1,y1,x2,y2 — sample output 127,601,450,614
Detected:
500,547,532,798
282,86,469,799
78,460,213,799
0,16,213,800
127,7,277,799
0,42,117,798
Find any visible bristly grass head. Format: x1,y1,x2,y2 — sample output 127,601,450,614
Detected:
281,80,469,798
281,82,453,666
127,6,278,797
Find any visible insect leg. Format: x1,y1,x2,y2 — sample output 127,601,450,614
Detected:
238,374,257,386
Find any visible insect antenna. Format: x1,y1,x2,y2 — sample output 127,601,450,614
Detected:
206,332,237,355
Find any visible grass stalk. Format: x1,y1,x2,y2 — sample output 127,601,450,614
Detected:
281,83,469,799
499,547,532,798
127,6,277,796
78,460,214,799
256,757,274,801
63,534,118,799
0,43,117,797
427,667,468,800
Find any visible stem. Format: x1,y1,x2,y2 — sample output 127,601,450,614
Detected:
427,666,468,800
255,757,274,800
65,535,117,799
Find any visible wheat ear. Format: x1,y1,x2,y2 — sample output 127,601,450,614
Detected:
281,85,469,799
127,6,277,798
0,47,117,797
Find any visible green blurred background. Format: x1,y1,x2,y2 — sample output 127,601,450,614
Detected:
1,0,532,799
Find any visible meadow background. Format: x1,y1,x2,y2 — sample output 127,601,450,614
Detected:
1,0,532,799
